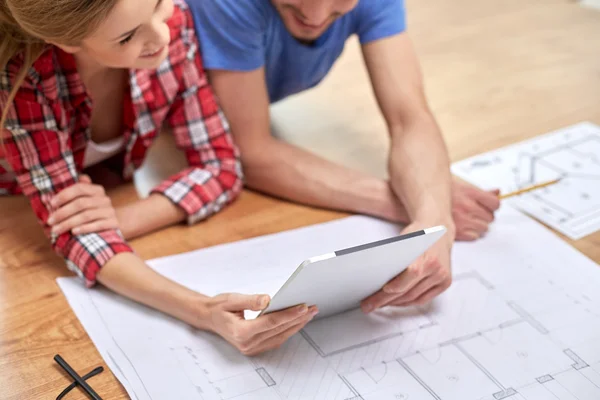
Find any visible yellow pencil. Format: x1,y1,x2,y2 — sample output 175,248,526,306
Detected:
499,178,561,199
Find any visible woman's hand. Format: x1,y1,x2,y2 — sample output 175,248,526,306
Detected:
48,175,119,235
204,293,318,356
97,255,318,356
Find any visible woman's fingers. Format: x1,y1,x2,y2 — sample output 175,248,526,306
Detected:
50,182,105,209
72,219,120,235
244,304,310,335
52,208,115,235
211,293,319,356
219,293,270,312
251,306,317,345
242,318,313,356
48,196,111,225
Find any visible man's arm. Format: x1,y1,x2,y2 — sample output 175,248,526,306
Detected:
363,33,453,231
363,32,501,240
207,67,409,223
360,33,456,311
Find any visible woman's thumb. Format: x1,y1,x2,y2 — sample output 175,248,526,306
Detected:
79,174,92,184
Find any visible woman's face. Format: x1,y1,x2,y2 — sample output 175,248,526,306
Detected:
63,0,175,70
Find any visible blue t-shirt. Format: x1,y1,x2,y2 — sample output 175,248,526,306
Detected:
189,0,406,103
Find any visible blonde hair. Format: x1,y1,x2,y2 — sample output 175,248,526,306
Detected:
0,0,118,132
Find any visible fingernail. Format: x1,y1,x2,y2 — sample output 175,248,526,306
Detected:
384,286,405,295
311,308,319,316
259,296,269,308
47,216,55,225
72,227,81,235
297,305,308,314
467,232,479,240
383,286,397,294
362,304,373,313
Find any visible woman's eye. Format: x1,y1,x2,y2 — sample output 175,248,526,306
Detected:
119,32,135,46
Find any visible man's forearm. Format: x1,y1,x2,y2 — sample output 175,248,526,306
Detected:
389,114,454,230
242,138,409,223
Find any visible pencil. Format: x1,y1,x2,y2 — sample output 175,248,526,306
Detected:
499,178,561,199
57,366,104,400
54,354,103,400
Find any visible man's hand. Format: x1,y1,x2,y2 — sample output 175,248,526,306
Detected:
360,223,453,312
452,178,500,241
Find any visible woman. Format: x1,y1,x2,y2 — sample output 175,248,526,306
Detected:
0,0,317,355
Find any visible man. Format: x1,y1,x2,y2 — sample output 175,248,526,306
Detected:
188,0,500,311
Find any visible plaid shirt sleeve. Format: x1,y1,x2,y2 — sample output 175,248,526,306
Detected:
1,80,133,287
151,17,243,225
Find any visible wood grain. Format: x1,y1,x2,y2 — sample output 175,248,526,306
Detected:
1,0,599,398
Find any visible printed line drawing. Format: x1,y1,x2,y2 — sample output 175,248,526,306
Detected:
536,375,554,384
452,122,600,239
564,349,589,370
57,207,600,399
257,368,277,387
507,302,549,334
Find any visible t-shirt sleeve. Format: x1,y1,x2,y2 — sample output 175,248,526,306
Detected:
188,0,267,71
355,0,407,44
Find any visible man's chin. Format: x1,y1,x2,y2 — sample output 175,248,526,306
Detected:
288,27,328,43
291,35,320,43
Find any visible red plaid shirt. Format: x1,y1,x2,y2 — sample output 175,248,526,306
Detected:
0,1,243,286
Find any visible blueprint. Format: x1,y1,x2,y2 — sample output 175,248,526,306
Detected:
452,122,600,239
58,206,600,400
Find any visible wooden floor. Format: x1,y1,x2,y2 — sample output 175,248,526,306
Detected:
1,0,599,398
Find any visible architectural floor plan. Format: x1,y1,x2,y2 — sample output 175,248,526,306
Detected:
452,122,600,239
59,206,600,400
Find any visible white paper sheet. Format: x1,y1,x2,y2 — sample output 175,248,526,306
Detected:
452,122,600,240
58,206,600,400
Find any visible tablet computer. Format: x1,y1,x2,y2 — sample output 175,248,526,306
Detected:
260,225,447,319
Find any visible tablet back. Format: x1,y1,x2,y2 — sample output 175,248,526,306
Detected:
262,226,447,318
